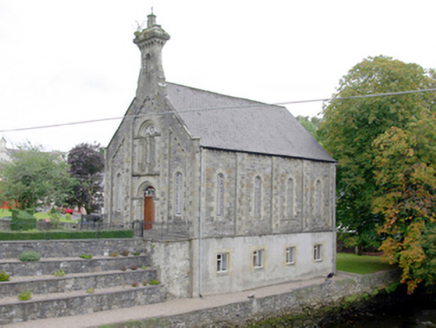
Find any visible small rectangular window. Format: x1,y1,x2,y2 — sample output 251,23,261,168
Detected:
217,253,229,273
253,249,264,268
286,247,295,265
314,244,322,261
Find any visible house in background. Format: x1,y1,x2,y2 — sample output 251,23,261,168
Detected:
104,14,336,298
0,137,12,163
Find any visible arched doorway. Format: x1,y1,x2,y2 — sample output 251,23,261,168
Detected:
144,187,155,230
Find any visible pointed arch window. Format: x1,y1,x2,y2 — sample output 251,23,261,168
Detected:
287,178,294,218
175,172,183,216
315,179,322,218
116,173,122,212
217,173,224,217
137,123,157,173
254,176,261,217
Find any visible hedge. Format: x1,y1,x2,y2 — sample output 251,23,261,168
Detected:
10,210,37,231
0,229,134,241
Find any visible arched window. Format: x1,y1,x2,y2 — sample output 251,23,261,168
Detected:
145,124,155,136
175,172,183,216
287,178,294,217
143,124,156,172
217,173,224,217
315,179,322,218
116,173,122,212
254,176,261,217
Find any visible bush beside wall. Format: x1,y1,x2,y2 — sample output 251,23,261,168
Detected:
10,210,37,231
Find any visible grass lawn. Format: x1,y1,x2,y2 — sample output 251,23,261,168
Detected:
337,252,396,274
0,209,11,218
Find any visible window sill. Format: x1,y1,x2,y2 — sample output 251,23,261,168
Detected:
217,271,229,276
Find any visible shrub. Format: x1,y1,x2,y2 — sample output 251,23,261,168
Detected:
120,265,127,271
133,252,140,256
53,269,65,277
149,279,160,285
131,263,138,270
0,271,10,282
141,266,147,270
79,254,92,259
19,251,41,262
10,210,37,231
65,213,72,221
109,252,118,257
86,287,94,294
121,249,129,257
131,281,139,288
48,208,61,230
142,280,148,286
17,290,32,301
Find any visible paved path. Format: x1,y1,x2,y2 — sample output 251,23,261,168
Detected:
4,273,351,328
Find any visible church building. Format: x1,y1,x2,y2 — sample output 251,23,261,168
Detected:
105,14,336,298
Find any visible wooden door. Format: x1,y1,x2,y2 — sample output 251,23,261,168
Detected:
144,188,155,230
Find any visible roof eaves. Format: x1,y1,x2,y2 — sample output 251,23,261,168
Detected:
201,146,337,164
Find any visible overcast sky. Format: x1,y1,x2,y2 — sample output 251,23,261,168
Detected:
0,0,434,152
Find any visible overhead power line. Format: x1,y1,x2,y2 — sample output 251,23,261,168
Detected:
0,88,435,133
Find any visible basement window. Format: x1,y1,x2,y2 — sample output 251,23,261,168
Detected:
253,249,264,269
314,244,322,261
217,252,229,273
286,247,295,265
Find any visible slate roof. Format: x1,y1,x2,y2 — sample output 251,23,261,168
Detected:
166,83,335,163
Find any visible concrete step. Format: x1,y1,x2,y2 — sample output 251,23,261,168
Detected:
0,269,158,297
0,255,151,276
0,284,164,325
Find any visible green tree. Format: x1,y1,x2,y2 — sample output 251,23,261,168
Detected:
373,117,436,293
317,56,436,251
0,143,75,210
296,116,320,139
67,143,104,214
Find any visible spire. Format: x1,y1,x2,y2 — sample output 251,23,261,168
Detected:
133,13,170,101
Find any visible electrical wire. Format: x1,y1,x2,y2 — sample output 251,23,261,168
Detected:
0,88,435,133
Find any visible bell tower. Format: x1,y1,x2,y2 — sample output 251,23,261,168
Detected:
133,13,170,101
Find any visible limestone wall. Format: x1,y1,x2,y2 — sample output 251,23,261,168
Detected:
129,270,400,327
0,238,144,259
201,149,335,238
143,239,192,299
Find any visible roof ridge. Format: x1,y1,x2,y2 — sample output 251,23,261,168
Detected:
166,82,286,109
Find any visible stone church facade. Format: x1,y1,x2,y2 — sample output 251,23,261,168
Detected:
105,14,336,298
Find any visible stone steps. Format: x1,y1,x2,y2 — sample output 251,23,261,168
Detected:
0,269,157,297
0,239,166,325
0,255,150,276
0,284,164,325
0,239,145,259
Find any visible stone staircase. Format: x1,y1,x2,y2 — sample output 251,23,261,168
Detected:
0,239,165,325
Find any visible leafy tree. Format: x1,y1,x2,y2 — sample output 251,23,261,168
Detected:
67,143,104,214
0,143,75,210
296,116,320,139
317,56,436,252
373,117,436,293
